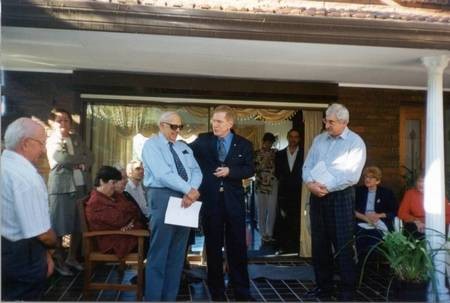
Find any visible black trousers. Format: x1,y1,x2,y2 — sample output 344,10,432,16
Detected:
309,187,356,293
202,192,250,300
1,236,48,301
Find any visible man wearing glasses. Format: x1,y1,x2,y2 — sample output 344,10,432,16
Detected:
141,111,202,301
302,103,366,301
1,118,57,300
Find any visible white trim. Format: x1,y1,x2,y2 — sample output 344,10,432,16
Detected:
80,93,329,108
340,82,450,92
2,68,73,74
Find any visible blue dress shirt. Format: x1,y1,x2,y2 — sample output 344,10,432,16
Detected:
141,133,203,194
303,127,366,192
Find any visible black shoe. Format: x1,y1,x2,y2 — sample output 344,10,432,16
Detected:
211,294,226,301
303,287,333,299
338,291,354,301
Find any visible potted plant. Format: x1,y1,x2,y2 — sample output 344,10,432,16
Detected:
359,229,448,302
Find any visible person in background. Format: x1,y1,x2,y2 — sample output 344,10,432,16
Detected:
1,117,57,300
254,132,278,243
142,111,202,301
398,174,450,238
85,166,146,258
303,103,366,301
191,105,255,301
46,108,93,276
125,159,150,219
274,128,303,254
354,166,397,257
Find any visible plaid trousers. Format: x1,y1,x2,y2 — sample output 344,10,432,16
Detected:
309,187,356,292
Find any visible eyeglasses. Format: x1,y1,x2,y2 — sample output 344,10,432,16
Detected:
322,118,339,126
28,137,46,147
162,122,184,131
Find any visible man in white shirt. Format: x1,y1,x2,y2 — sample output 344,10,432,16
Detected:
1,117,57,300
303,103,366,301
125,160,149,218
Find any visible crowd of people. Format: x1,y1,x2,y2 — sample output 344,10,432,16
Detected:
2,103,449,301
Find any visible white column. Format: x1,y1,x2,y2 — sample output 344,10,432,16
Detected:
421,55,449,302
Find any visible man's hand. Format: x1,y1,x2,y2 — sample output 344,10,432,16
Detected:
37,229,57,248
46,251,55,277
182,188,200,208
306,182,328,197
213,166,230,178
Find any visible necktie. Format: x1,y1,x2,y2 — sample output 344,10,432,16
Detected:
169,142,188,181
218,138,227,163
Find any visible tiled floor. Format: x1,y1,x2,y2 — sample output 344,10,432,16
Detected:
42,256,393,302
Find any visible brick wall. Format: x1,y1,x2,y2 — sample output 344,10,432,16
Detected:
339,87,450,199
1,72,78,179
2,71,448,196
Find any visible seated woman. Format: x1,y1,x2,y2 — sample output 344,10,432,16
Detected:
398,174,450,239
355,166,397,256
85,166,146,258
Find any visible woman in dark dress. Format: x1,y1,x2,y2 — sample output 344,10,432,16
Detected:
354,166,397,256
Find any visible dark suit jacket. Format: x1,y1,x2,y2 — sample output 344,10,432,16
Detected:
191,132,255,217
275,147,303,210
355,185,397,231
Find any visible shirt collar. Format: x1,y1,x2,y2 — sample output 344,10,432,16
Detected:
2,149,38,174
158,132,173,145
221,132,234,145
327,126,349,140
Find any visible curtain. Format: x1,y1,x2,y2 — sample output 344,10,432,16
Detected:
299,110,324,257
86,104,209,176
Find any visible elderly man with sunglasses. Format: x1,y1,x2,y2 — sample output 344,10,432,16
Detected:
141,111,202,301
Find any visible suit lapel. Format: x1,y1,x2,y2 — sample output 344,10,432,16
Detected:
210,134,219,162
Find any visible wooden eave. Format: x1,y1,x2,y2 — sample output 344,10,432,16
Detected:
2,0,450,50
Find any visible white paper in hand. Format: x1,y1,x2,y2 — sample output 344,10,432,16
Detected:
164,196,202,228
310,161,335,186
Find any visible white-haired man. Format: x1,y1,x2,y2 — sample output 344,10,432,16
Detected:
303,103,366,301
125,159,149,218
141,111,202,301
1,117,57,300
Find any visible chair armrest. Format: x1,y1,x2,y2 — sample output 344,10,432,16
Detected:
83,229,150,238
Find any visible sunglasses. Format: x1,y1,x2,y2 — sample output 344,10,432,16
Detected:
162,122,184,131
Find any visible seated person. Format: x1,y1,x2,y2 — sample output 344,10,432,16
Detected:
85,166,146,258
355,166,397,256
115,164,149,230
398,174,450,238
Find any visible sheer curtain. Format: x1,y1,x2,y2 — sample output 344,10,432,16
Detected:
300,110,324,257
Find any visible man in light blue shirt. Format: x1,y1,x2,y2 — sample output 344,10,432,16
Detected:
303,103,366,301
141,111,202,301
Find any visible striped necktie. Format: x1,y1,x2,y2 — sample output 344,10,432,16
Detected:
168,142,188,181
218,138,227,163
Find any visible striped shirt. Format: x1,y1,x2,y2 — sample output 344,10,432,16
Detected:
1,150,51,241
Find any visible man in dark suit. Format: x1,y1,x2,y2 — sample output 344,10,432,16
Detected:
274,128,303,254
191,105,255,301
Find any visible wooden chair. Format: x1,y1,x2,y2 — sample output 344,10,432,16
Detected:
77,196,149,301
